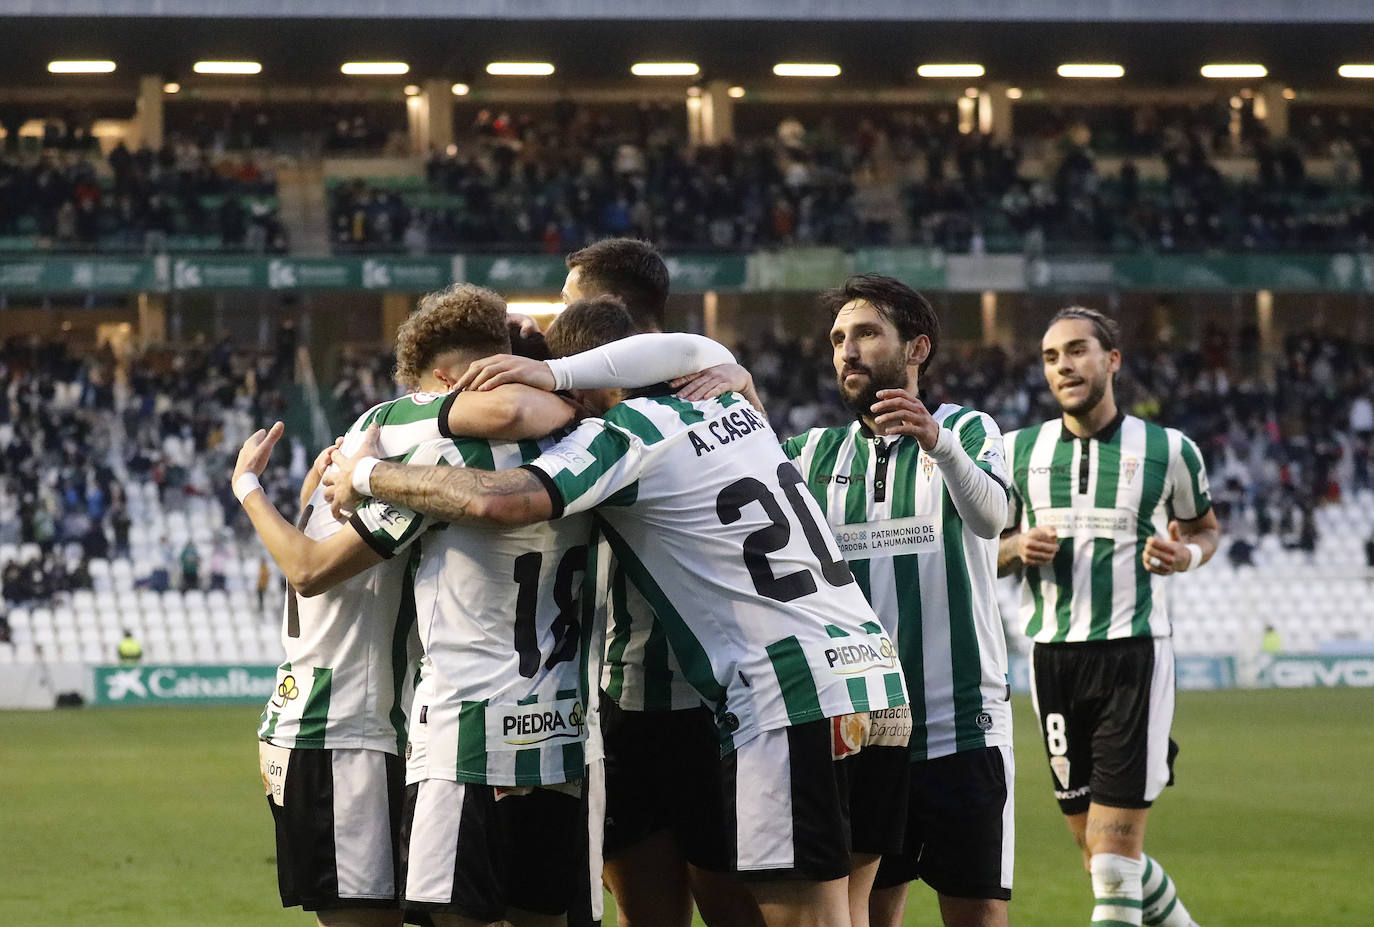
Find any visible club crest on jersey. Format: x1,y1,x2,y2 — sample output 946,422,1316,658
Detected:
272,674,299,708
1123,457,1140,485
920,454,934,479
820,635,898,676
1050,755,1071,789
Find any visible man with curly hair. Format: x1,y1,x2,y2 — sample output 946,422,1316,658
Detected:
237,282,579,927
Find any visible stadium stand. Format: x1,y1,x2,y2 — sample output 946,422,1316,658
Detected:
0,142,287,253
0,335,306,668
323,101,1374,255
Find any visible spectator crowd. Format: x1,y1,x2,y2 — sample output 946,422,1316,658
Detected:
330,101,1374,256
0,328,306,616
0,141,286,252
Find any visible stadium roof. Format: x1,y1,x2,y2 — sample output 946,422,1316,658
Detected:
6,0,1374,23
2,17,1373,90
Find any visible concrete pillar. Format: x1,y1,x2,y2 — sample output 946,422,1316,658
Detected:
1256,289,1276,360
702,80,735,144
381,292,412,347
984,83,1013,144
135,75,164,150
422,79,454,154
137,291,166,349
406,93,428,156
702,290,719,340
1259,81,1289,139
686,90,704,146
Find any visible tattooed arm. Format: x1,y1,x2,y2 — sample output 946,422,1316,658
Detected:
323,424,553,527
365,464,552,527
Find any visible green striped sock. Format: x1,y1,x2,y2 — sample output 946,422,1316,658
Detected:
1090,853,1144,927
1142,855,1199,927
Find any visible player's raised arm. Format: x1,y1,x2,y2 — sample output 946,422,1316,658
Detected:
232,423,384,596
871,389,1009,539
444,383,581,441
458,332,736,392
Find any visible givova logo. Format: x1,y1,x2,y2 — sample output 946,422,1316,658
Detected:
1257,656,1374,689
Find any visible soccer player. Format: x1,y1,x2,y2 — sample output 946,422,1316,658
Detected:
676,275,1015,927
465,238,763,927
325,297,911,927
240,284,739,926
240,284,579,927
998,307,1218,927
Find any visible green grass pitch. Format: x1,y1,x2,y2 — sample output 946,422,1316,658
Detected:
0,689,1367,926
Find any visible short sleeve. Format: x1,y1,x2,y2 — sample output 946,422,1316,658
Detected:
348,439,450,558
1167,430,1212,521
1001,428,1023,530
781,432,808,461
525,418,645,518
955,411,1009,489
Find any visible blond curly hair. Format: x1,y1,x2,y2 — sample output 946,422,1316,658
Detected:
394,283,510,389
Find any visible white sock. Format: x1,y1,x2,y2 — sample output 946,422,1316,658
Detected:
1090,853,1144,926
1142,855,1199,927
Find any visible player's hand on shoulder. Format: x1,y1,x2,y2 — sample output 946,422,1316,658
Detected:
671,363,753,401
871,389,939,451
234,421,285,481
312,435,343,479
1018,525,1059,566
323,423,380,520
457,354,555,392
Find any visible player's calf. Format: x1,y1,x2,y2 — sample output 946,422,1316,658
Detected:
1141,856,1200,927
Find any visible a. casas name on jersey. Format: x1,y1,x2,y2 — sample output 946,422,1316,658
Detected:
689,405,768,456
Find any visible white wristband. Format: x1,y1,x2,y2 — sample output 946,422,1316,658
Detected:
1182,543,1203,571
351,457,381,498
232,472,262,503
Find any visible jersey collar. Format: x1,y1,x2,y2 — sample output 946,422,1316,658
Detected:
1058,409,1125,443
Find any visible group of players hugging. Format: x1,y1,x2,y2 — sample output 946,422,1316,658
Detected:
239,238,1214,927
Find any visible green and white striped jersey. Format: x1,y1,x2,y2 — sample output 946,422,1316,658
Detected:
356,435,597,787
526,391,909,753
257,391,452,753
784,405,1012,761
1004,413,1212,643
599,543,704,712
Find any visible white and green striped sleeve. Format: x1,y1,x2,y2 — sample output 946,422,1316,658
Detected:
1002,427,1024,530
349,439,449,558
524,418,645,518
1166,429,1212,521
955,409,1009,488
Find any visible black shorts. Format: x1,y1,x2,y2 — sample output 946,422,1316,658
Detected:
600,692,731,871
847,743,911,857
872,745,1015,900
722,717,907,882
400,778,587,921
262,744,405,912
1030,637,1177,815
